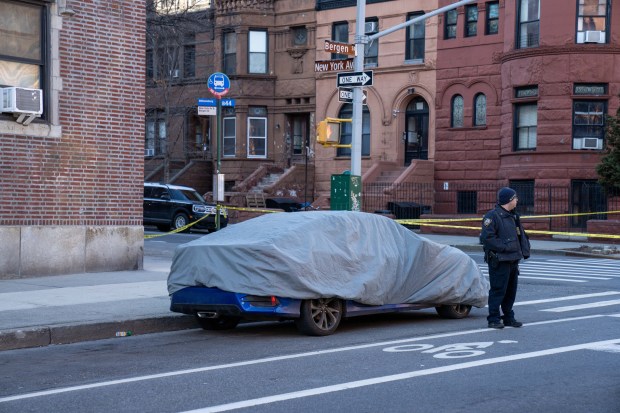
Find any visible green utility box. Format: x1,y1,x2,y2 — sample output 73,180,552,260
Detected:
330,174,361,211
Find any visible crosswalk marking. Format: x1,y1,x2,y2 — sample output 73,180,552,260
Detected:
515,291,620,306
542,299,620,312
479,258,620,283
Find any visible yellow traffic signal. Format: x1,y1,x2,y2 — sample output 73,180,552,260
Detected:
316,120,341,144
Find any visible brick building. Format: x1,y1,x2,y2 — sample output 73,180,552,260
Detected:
434,0,620,216
0,0,145,277
145,0,317,203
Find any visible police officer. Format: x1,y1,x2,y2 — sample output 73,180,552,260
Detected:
481,187,531,329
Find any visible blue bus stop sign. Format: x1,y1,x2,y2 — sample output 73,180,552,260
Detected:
208,72,230,97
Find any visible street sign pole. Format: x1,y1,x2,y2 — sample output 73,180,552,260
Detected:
351,0,366,206
215,97,222,230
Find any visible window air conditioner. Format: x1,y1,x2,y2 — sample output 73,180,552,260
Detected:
576,137,603,150
144,148,155,157
171,69,180,78
365,21,378,33
0,87,43,115
584,30,604,43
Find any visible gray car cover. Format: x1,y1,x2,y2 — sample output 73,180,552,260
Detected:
167,211,489,307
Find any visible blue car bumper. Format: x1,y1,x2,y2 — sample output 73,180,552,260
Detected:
170,286,302,320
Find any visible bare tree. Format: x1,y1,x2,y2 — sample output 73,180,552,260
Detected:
145,0,214,182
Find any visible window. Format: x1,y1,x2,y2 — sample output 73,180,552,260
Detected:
514,103,537,150
146,50,154,80
248,107,267,158
332,22,349,59
445,9,457,39
517,0,539,48
183,35,195,78
509,180,535,214
292,118,304,155
292,26,307,46
405,12,425,62
457,191,477,214
223,31,236,75
486,2,499,34
364,18,378,67
248,30,267,74
146,111,167,155
336,104,370,157
189,115,209,153
573,101,606,150
223,116,236,157
465,5,478,37
451,95,464,128
474,94,487,126
577,0,609,44
0,1,44,90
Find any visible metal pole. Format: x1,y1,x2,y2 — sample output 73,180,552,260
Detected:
215,97,222,230
351,0,365,180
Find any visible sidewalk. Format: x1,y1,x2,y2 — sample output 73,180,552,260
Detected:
1,234,618,351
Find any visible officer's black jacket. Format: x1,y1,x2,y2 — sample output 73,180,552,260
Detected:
481,205,531,262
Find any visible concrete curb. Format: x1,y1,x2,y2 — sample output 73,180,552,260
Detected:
451,244,620,259
0,315,199,352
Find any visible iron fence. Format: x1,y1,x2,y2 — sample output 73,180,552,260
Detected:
362,181,620,233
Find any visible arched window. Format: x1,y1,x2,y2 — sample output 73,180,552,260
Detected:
336,104,370,157
474,93,487,126
451,95,464,128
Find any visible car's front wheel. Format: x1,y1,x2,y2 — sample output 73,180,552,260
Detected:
195,315,240,330
296,298,343,336
172,212,189,232
435,304,472,319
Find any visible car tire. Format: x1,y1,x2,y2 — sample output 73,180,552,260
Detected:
295,298,343,336
435,304,472,319
195,315,240,330
172,212,190,232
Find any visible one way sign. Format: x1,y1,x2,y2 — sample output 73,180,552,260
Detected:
337,70,373,87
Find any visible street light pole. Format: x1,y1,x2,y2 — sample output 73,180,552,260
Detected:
351,0,366,179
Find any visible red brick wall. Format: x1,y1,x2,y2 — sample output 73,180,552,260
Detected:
0,1,145,227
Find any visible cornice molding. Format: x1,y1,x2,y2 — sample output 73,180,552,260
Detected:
497,44,620,64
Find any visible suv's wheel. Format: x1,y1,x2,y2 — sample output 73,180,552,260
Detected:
172,212,189,231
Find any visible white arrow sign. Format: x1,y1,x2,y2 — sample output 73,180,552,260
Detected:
337,70,373,87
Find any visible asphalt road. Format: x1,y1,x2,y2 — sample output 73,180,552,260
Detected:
1,243,619,413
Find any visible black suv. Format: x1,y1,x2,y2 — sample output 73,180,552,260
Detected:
143,182,228,232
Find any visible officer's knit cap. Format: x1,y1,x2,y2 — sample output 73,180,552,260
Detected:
497,187,517,205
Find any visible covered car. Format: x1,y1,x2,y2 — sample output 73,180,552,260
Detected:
168,211,488,335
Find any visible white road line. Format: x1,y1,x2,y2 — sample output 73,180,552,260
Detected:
515,291,620,306
0,314,605,404
179,338,620,413
519,273,610,280
519,276,586,283
542,299,620,312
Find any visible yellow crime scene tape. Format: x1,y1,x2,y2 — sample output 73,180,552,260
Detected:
145,206,620,240
144,206,229,239
396,210,620,240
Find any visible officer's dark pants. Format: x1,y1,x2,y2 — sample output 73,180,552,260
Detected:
487,260,520,324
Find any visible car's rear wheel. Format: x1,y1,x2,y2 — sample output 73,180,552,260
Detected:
195,315,240,330
172,212,189,232
296,298,343,336
435,304,472,319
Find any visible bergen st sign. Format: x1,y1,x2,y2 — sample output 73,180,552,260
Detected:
337,70,373,87
324,40,356,56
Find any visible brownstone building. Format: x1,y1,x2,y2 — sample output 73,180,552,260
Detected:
0,0,145,277
434,0,620,219
145,0,318,203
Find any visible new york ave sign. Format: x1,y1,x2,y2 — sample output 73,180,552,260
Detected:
337,71,373,87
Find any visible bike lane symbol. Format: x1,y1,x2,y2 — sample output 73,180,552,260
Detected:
383,341,517,359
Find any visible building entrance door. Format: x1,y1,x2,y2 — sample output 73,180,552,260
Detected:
404,97,429,165
288,115,309,166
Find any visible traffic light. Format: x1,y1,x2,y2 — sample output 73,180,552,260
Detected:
316,119,341,144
